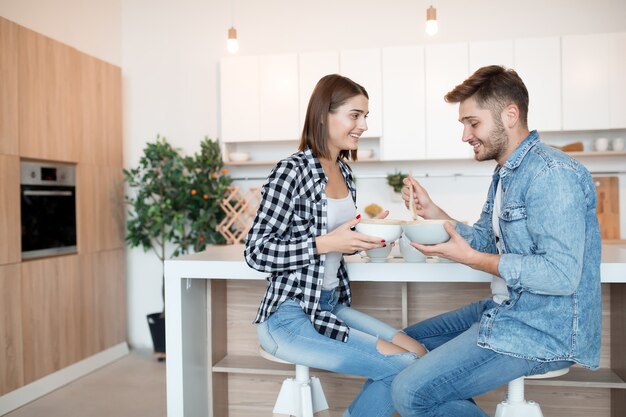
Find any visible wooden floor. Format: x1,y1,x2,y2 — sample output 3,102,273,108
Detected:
4,350,166,417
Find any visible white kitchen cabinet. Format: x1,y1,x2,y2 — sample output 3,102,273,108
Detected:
220,56,260,142
609,32,626,129
259,54,299,141
381,46,426,160
425,42,471,159
339,48,382,138
514,36,561,132
562,34,610,131
298,51,339,129
469,40,514,74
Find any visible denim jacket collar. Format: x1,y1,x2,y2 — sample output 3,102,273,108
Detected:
501,130,540,172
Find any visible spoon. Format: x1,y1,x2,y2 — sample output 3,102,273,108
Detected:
407,171,424,222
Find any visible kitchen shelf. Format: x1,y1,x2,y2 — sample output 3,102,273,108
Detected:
224,158,381,167
213,354,626,389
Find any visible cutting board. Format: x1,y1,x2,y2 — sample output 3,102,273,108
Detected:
593,176,620,240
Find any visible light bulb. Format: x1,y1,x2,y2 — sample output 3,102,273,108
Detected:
425,6,438,36
227,27,239,54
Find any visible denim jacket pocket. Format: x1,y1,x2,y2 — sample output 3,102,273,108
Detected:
499,205,526,221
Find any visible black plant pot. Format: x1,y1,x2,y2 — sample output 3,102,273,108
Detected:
147,312,166,361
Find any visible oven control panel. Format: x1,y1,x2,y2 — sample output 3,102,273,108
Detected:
20,161,76,186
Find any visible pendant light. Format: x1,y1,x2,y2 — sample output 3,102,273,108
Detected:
226,0,239,54
425,5,438,36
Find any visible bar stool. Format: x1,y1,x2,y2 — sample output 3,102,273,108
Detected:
259,346,329,417
494,367,570,417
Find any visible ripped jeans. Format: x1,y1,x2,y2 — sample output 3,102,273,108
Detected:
257,289,419,417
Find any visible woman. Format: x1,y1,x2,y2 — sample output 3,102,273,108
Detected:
245,74,426,417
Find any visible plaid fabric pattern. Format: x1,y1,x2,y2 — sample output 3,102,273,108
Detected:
245,148,357,342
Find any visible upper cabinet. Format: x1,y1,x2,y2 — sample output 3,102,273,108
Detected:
339,48,383,138
514,37,562,132
220,56,260,142
469,40,514,73
425,42,470,159
608,32,626,129
0,18,18,156
562,34,611,131
381,46,426,160
299,51,339,129
259,54,299,141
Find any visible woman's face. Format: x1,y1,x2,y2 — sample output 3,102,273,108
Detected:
326,94,369,156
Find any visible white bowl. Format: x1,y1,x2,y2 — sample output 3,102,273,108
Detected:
402,219,454,245
229,152,250,162
359,148,374,159
363,244,393,262
355,219,403,243
399,233,426,262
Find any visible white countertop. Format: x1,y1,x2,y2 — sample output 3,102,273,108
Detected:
165,243,626,283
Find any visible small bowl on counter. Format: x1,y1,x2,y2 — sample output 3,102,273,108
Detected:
228,152,251,162
402,219,456,245
358,148,374,159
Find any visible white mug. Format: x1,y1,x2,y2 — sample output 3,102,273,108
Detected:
612,137,625,152
595,137,609,152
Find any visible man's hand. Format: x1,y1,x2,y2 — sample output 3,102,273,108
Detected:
401,177,451,221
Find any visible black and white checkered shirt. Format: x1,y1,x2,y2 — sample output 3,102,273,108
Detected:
245,148,357,342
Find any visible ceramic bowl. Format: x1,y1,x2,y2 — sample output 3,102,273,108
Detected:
359,148,374,159
363,244,393,262
402,219,454,245
399,233,426,262
355,219,403,243
229,152,250,162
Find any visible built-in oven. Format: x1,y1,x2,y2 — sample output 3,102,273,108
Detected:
20,161,77,260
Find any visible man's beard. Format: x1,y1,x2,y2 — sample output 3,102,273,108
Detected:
476,117,508,162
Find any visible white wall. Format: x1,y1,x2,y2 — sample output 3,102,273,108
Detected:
3,0,625,349
0,0,122,65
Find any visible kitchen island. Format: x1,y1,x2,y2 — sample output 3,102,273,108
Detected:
165,243,626,417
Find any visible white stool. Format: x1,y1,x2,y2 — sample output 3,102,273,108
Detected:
259,346,329,417
494,367,570,417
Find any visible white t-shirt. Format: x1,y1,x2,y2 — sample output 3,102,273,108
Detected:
323,194,356,290
491,179,510,304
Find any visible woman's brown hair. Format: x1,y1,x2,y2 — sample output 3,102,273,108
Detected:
445,65,529,129
299,74,368,161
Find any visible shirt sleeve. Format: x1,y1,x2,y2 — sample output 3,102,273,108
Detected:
498,166,588,295
244,160,317,273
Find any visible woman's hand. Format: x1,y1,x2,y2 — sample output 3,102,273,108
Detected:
316,215,388,255
401,177,451,221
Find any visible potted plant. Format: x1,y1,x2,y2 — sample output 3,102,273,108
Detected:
124,135,232,359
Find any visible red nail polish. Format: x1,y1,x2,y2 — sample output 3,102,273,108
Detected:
383,244,387,247
381,239,386,243
356,214,361,219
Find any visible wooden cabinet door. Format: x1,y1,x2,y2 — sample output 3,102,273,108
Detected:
562,34,610,131
594,176,621,240
0,17,18,156
381,45,426,161
340,48,383,138
0,155,20,265
514,37,562,132
220,56,260,142
425,42,470,159
609,32,626,129
0,263,23,395
18,26,81,162
299,51,339,129
259,54,299,141
469,39,514,74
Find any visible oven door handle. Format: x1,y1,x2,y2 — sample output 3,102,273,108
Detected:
23,190,73,197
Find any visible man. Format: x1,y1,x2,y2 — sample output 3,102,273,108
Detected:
392,65,601,417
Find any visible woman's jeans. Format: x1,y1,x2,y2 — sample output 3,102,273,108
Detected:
392,298,574,417
257,289,419,417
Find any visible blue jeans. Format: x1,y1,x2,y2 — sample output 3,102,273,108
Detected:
257,289,420,417
392,299,573,417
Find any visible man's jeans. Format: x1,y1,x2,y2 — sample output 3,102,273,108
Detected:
392,299,573,417
257,289,419,417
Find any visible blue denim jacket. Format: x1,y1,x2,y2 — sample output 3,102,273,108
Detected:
456,131,602,369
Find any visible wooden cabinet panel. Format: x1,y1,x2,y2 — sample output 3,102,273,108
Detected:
21,255,81,383
381,46,426,161
298,51,339,128
0,264,23,395
340,48,383,138
18,26,81,162
514,37,562,132
425,42,470,159
77,164,125,253
0,155,20,265
594,177,621,240
0,17,18,155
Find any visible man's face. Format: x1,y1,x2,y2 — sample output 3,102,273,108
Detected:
458,97,509,164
